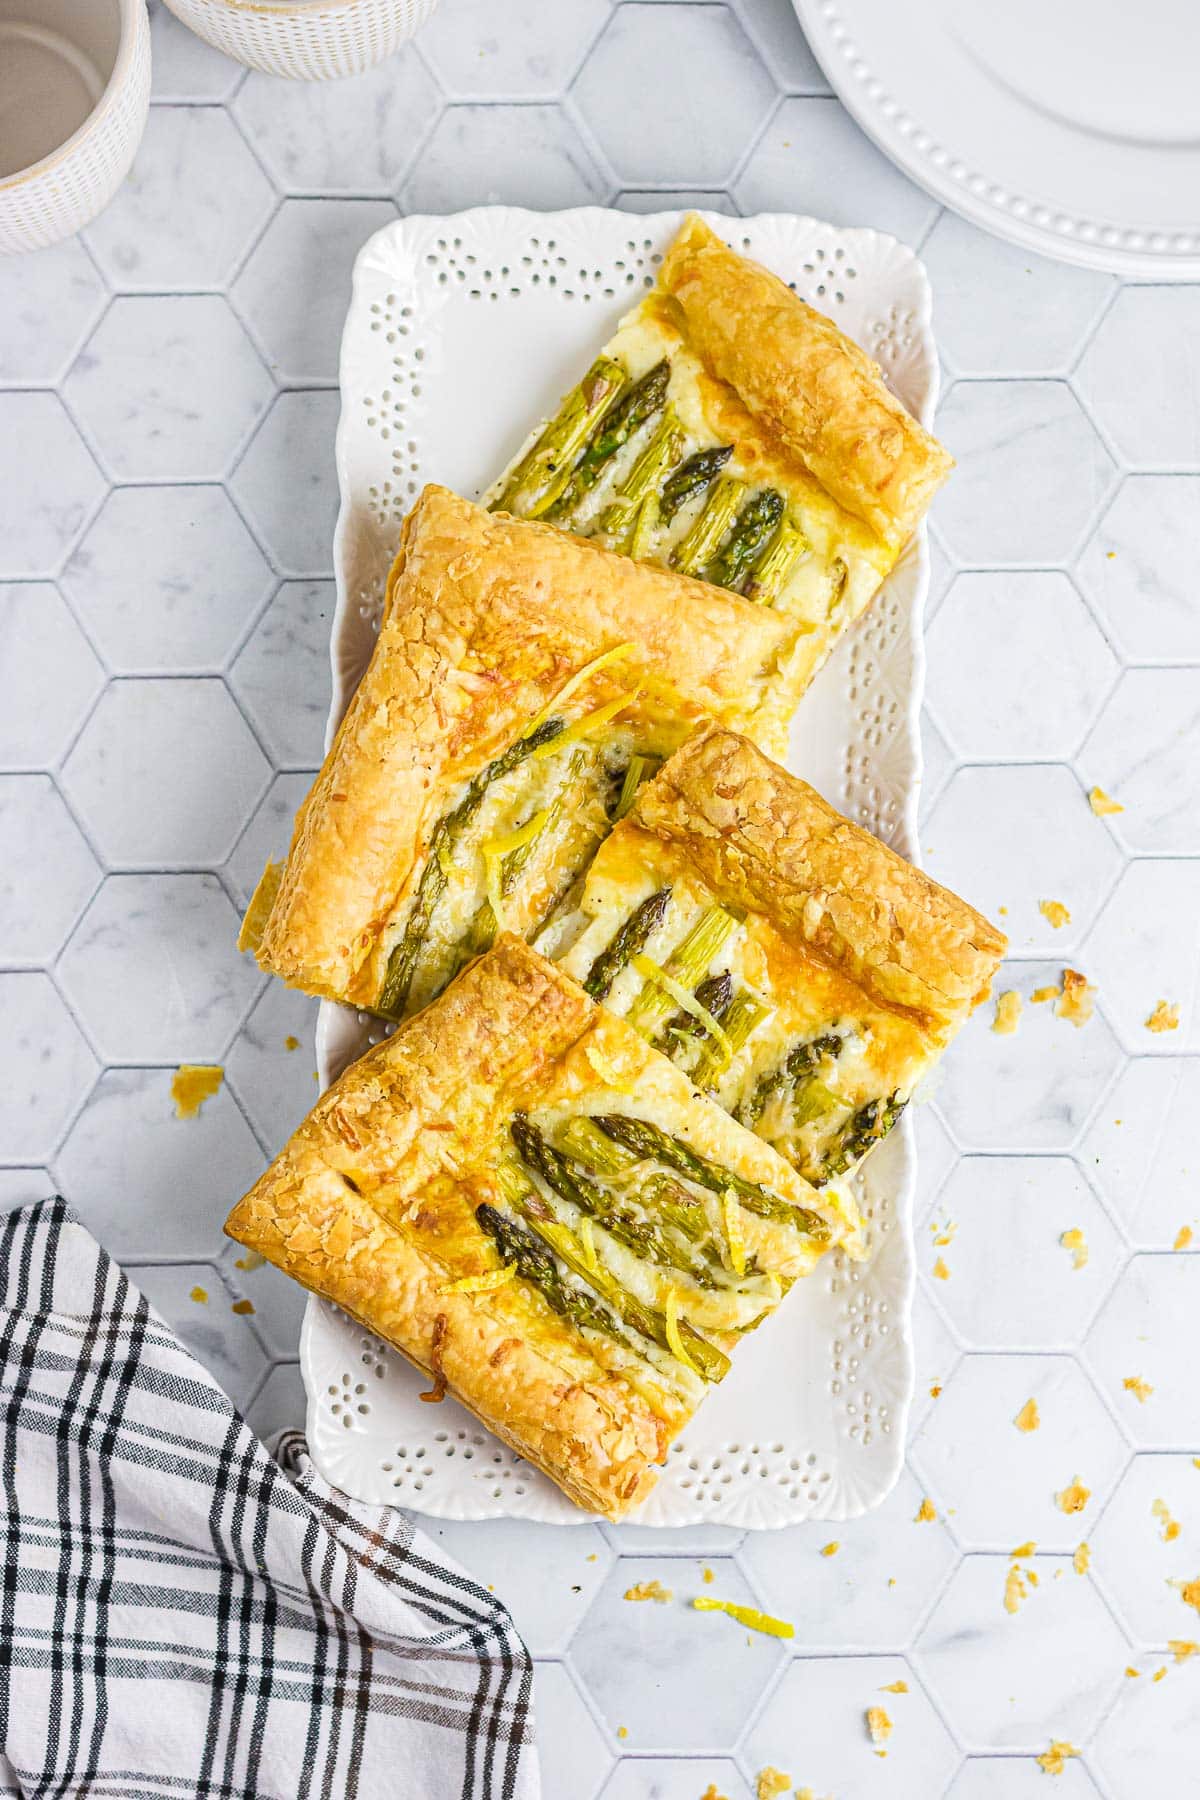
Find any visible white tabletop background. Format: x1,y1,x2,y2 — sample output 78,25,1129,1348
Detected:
2,1,1198,1794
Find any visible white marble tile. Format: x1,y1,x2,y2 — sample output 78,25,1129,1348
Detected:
600,1758,752,1800
1090,1453,1200,1647
0,1170,54,1212
1075,475,1200,664
233,200,397,384
947,1760,1102,1800
924,524,955,622
228,581,332,766
148,0,242,101
934,380,1115,566
1080,1058,1200,1249
218,1240,304,1358
922,211,1113,377
575,5,773,190
1085,1255,1200,1449
1093,1658,1200,1798
735,0,829,92
129,1260,268,1411
404,104,610,212
244,1359,306,1442
1083,861,1200,1055
62,486,274,675
1079,668,1200,855
419,1518,612,1655
0,393,106,577
917,708,957,826
234,52,441,196
534,1662,613,1800
615,191,735,215
232,390,339,576
0,239,106,384
65,296,273,482
569,1557,786,1747
909,1284,962,1437
739,1467,958,1651
55,1066,263,1260
919,1156,1125,1352
924,765,1122,956
743,1655,959,1800
0,584,105,769
58,873,261,1063
911,1353,1128,1551
601,1523,745,1557
0,775,100,963
224,980,321,1157
926,572,1116,762
916,1555,1128,1750
225,771,314,905
1076,287,1200,467
0,972,98,1162
84,107,275,292
912,1103,959,1209
421,0,610,98
62,678,270,867
735,97,938,245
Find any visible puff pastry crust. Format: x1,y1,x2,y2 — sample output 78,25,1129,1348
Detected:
247,484,803,1010
225,936,859,1520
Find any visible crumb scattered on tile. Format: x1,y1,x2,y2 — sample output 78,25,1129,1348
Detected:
1039,899,1071,929
1169,1640,1199,1663
1073,1543,1090,1575
234,1249,266,1272
284,1034,300,1051
866,1707,892,1748
820,1541,839,1557
1153,1498,1181,1543
929,1383,942,1399
624,1580,672,1603
1057,969,1096,1028
1031,985,1060,1004
170,1063,223,1119
1124,1376,1153,1404
1175,1226,1194,1251
1146,1000,1180,1033
1004,1565,1029,1616
930,1218,957,1248
1036,1741,1080,1776
993,990,1022,1035
1088,786,1123,816
1171,1577,1200,1614
1126,1666,1140,1678
231,1298,255,1316
1153,1666,1167,1683
1015,1398,1041,1433
1059,1228,1088,1271
700,1785,729,1800
880,1680,908,1694
586,1553,597,1562
755,1768,792,1800
915,1497,936,1523
189,1286,208,1304
702,1565,714,1583
617,1725,628,1740
1056,1477,1090,1515
932,1257,950,1281
1011,1541,1036,1559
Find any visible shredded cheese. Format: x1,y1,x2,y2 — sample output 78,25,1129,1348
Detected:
720,1189,746,1277
691,1597,795,1639
630,953,733,1068
480,807,552,929
524,642,636,738
664,1287,699,1376
583,1039,636,1095
439,1266,517,1296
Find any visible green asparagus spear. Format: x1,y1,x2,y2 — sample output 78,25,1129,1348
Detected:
583,887,672,1000
813,1092,905,1184
670,476,746,577
594,1114,830,1242
492,356,627,518
662,971,734,1050
741,517,809,605
546,360,670,523
659,445,735,525
612,753,661,824
557,1117,713,1246
463,749,587,957
498,1164,729,1380
740,1032,842,1129
691,990,771,1089
627,906,739,1035
511,1115,720,1288
598,409,686,551
377,716,567,1018
476,1202,619,1341
706,490,784,591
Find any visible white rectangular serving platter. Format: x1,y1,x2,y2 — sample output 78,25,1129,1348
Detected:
300,207,935,1527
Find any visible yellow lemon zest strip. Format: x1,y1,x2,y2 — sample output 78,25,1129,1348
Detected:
440,1266,517,1296
630,953,733,1068
691,1596,795,1639
524,642,637,738
532,689,641,757
721,1189,746,1278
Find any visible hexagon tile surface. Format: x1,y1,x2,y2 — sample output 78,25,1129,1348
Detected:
4,5,1200,1794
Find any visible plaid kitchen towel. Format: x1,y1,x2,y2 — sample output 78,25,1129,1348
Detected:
0,1198,539,1800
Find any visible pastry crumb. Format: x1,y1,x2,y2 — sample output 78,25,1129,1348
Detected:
866,1706,892,1748
284,1034,300,1051
700,1785,729,1800
929,1383,942,1399
234,1249,266,1272
1004,1564,1029,1616
915,1497,937,1523
1153,1666,1167,1682
930,1218,957,1247
1175,1226,1193,1251
1057,969,1096,1028
1124,1376,1153,1404
702,1565,714,1583
1169,1639,1199,1663
1153,1498,1181,1543
755,1769,792,1800
932,1256,950,1281
189,1285,208,1304
1171,1577,1200,1614
1015,1398,1041,1433
1036,1740,1080,1776
170,1063,223,1118
1088,786,1123,816
1073,1543,1090,1575
1039,899,1071,929
1125,1665,1140,1678
880,1679,908,1693
624,1580,672,1604
1055,1477,1090,1515
1031,985,1060,1004
1059,1227,1088,1271
617,1726,628,1741
992,990,1022,1035
1010,1541,1036,1559
820,1541,839,1557
231,1299,255,1316
1146,1000,1180,1033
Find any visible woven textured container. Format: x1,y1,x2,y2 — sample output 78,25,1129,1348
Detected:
160,0,439,79
0,0,151,256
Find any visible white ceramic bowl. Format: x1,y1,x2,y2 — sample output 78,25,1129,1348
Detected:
0,0,151,256
159,0,439,79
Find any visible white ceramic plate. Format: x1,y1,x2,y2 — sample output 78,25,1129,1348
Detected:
794,0,1200,278
301,207,934,1525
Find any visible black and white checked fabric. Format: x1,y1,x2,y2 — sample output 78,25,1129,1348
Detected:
0,1199,539,1800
